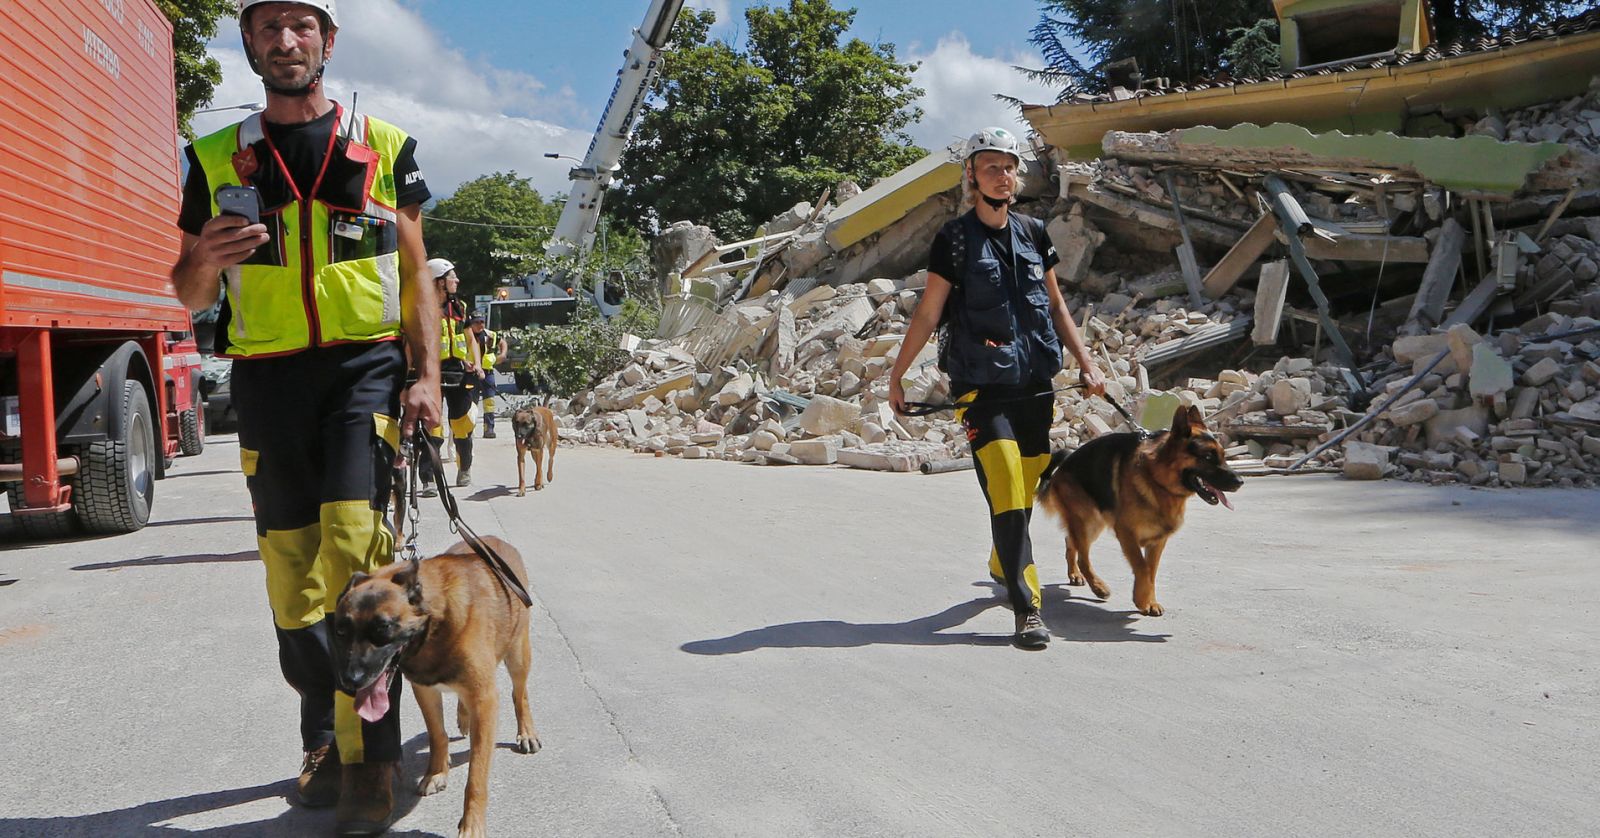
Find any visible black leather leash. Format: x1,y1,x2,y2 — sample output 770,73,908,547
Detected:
394,426,533,609
903,387,1153,440
900,384,1087,417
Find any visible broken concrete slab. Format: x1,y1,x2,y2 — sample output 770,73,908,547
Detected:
1469,343,1516,399
1523,357,1564,386
836,448,919,472
788,438,839,466
798,394,861,437
1343,441,1394,480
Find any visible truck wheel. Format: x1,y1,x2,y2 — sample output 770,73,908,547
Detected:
5,493,77,540
0,449,78,540
75,380,156,534
179,408,205,456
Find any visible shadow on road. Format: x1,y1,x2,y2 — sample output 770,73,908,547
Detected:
73,550,259,572
144,515,254,528
1036,584,1171,644
465,486,516,501
682,583,1170,655
0,731,483,836
163,469,241,479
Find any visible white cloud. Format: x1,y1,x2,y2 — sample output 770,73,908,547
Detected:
905,33,1060,153
685,0,731,20
192,0,589,199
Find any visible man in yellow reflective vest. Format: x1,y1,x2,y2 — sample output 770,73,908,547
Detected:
468,312,508,438
168,1,439,832
418,258,480,493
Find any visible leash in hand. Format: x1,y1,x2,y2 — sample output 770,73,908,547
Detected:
392,426,533,608
902,385,1151,439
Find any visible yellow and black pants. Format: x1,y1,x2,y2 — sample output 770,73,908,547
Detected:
419,360,475,481
956,385,1055,615
232,342,405,764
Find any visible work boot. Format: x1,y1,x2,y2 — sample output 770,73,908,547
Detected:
456,468,472,487
334,761,395,836
483,414,497,439
482,428,497,439
1014,611,1050,649
294,743,340,808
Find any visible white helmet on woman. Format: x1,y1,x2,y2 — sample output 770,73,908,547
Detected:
427,258,456,280
963,127,1024,166
237,0,338,30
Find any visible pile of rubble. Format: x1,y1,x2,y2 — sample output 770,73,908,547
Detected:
548,77,1600,487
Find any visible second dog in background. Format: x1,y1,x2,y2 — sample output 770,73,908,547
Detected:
512,406,558,496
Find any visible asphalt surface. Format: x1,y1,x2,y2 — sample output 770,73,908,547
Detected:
1,431,1596,837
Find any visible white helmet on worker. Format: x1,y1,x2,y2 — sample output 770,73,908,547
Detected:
237,0,338,30
963,127,1024,166
427,258,456,280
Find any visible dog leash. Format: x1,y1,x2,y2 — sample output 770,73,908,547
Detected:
396,426,533,609
902,387,1148,437
899,384,1086,417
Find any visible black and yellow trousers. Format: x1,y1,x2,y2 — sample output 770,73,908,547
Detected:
955,385,1055,615
232,342,405,764
419,361,475,480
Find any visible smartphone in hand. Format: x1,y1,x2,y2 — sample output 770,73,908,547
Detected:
215,185,261,225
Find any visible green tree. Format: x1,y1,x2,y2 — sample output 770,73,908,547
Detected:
159,0,236,138
611,0,926,238
423,172,562,300
1030,0,1588,98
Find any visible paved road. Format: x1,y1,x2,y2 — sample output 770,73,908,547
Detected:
2,432,1596,837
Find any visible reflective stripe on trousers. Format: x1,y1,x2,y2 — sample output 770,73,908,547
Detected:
956,387,1054,614
234,342,404,763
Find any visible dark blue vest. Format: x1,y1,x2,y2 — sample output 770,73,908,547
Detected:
937,211,1064,388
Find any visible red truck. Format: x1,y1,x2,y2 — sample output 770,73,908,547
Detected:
1,0,206,538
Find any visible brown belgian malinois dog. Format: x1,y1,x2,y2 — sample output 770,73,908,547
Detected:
331,537,540,837
1036,405,1242,617
512,406,557,496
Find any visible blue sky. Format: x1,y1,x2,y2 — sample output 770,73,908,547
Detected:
194,0,1067,199
412,0,1055,127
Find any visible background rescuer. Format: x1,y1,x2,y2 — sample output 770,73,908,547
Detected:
168,1,440,833
890,127,1107,649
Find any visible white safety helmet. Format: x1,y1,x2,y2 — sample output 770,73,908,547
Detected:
963,127,1024,166
428,258,456,280
237,0,338,30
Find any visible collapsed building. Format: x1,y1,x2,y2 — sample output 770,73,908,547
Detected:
555,0,1600,488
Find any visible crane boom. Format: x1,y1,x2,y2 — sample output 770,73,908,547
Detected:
546,0,686,260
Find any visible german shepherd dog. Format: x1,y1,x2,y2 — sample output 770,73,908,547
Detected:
512,406,557,496
1036,405,1242,616
331,537,541,837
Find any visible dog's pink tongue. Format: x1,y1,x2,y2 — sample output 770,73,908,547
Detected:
355,671,392,723
1219,491,1235,511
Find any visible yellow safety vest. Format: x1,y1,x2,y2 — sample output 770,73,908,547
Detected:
440,302,471,363
190,105,407,358
479,328,498,370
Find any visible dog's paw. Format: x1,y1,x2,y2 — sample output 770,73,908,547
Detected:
1138,601,1165,616
417,772,448,796
516,489,526,497
457,818,487,838
1066,572,1086,586
515,734,542,754
1089,579,1111,600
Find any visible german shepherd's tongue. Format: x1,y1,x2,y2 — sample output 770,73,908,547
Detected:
1218,490,1234,511
355,669,393,723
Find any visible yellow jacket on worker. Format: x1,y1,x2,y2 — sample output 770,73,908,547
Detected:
190,105,408,358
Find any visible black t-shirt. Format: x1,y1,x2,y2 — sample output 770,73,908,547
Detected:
178,106,429,235
927,213,1060,286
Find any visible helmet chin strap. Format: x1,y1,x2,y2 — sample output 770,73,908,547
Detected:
980,193,1011,210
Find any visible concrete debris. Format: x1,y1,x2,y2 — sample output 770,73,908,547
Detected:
568,78,1600,487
